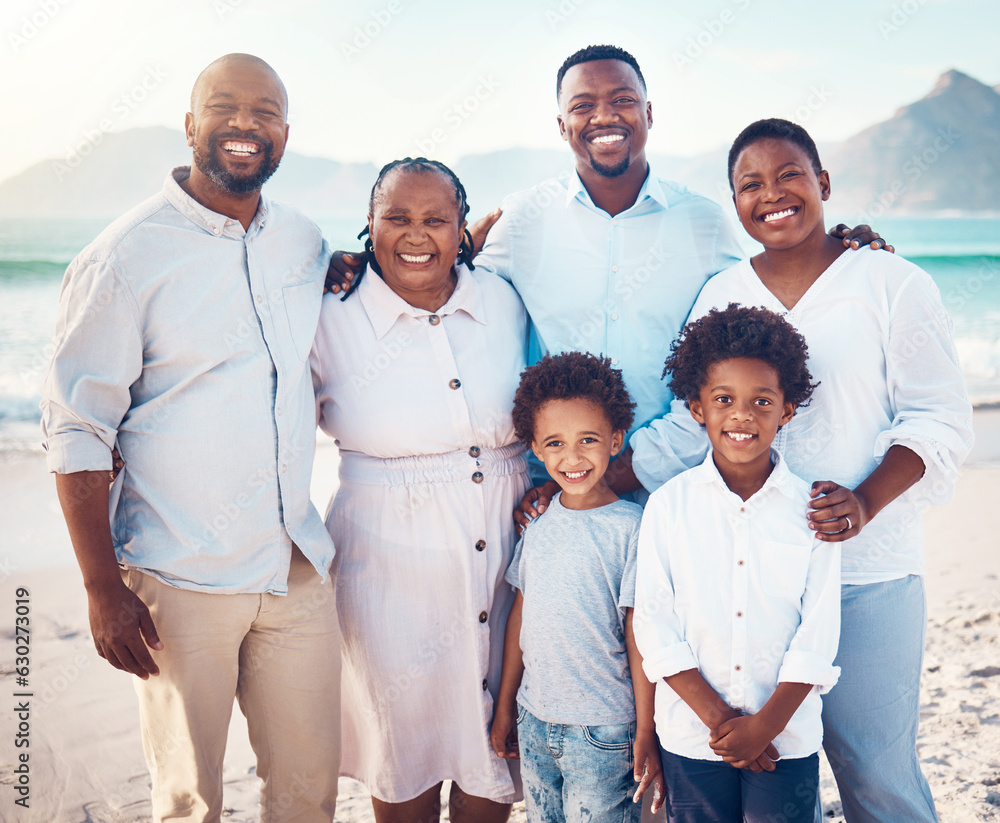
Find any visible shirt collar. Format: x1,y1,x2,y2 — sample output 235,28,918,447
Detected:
565,165,669,213
692,447,801,502
357,262,486,340
161,166,269,237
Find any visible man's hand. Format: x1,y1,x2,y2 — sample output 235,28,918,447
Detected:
324,251,365,294
633,728,665,812
87,576,162,679
468,207,502,257
490,703,519,759
709,714,779,771
513,480,560,533
829,223,894,253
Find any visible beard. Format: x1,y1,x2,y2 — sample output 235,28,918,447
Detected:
588,151,631,178
192,131,281,195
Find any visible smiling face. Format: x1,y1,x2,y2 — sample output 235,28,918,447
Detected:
557,58,652,181
730,137,831,251
186,57,288,196
368,167,466,311
688,357,794,495
531,397,624,510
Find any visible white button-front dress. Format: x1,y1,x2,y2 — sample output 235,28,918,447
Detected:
310,263,529,803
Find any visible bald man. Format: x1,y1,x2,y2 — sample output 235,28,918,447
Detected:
42,54,340,821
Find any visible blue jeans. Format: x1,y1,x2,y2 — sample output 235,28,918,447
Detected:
517,706,640,823
660,749,818,822
822,575,938,822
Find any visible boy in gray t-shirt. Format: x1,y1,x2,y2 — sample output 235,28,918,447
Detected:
490,352,664,822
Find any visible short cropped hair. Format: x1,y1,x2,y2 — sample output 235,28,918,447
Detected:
513,352,636,446
727,118,823,191
556,45,646,99
664,303,817,410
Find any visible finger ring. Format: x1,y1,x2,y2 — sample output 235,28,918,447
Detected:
844,516,852,531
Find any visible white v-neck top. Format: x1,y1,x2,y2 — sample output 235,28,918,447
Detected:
631,248,974,584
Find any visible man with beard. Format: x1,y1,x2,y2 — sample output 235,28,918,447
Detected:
41,54,340,822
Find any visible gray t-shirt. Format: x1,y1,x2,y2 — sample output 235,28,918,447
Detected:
506,493,642,725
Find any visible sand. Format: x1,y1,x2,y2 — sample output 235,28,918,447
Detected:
0,414,997,823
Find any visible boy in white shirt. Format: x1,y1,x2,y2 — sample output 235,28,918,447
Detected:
634,304,841,822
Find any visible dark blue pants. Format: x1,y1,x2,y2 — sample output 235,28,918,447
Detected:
660,749,819,823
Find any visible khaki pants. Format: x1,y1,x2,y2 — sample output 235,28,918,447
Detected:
124,548,341,822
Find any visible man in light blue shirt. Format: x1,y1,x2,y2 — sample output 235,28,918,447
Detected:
41,54,340,822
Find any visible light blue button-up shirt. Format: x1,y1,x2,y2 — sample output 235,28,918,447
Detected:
477,168,744,445
41,167,334,594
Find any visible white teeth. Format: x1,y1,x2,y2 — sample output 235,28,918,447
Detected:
222,141,259,156
399,253,432,263
564,470,589,479
762,208,796,222
591,134,624,144
727,432,754,441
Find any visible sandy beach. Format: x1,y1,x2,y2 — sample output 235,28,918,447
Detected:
0,412,997,823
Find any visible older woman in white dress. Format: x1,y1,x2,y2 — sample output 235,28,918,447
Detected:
310,158,528,823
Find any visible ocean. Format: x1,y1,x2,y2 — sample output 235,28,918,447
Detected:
1,215,998,456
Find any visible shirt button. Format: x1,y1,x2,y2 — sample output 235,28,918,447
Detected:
449,378,462,390
736,611,743,618
738,559,745,566
735,665,742,671
429,314,441,325
469,446,481,457
611,265,619,272
256,294,263,304
482,678,488,691
281,464,287,473
475,540,486,552
610,313,619,320
276,406,282,416
479,611,488,623
611,358,619,365
611,218,619,226
213,226,221,235
472,471,484,483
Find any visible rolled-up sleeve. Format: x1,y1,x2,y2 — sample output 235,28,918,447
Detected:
874,270,975,506
634,497,698,681
778,538,841,694
41,257,142,474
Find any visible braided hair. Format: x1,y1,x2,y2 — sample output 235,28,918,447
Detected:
346,157,475,300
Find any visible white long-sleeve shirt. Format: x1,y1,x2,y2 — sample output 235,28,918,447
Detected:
634,451,841,761
631,248,974,584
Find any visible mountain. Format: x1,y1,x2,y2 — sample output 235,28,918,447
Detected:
2,69,998,219
824,69,1000,215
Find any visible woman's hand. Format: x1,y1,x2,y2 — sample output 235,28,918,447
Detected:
468,207,502,257
489,703,519,760
808,480,866,541
513,480,561,533
828,223,894,253
633,729,665,812
324,251,365,294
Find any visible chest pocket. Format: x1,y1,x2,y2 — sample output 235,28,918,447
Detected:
757,541,811,602
282,282,321,362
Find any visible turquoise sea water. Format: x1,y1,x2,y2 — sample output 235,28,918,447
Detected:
1,215,998,453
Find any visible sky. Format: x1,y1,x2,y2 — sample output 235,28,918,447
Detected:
3,0,998,187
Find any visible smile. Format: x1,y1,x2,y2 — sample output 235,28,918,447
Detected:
220,141,260,157
562,469,591,480
589,134,625,145
725,432,756,442
399,253,432,263
761,207,797,223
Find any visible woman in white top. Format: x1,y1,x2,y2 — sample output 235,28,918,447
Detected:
635,119,973,822
310,159,529,823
